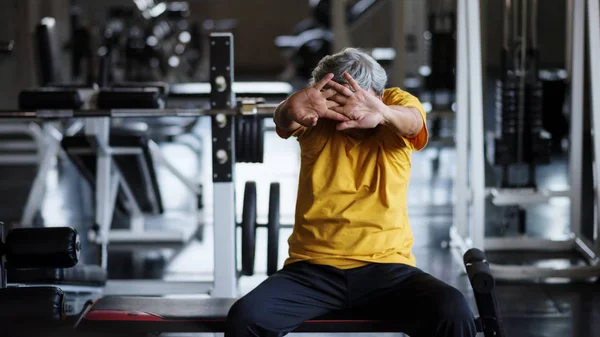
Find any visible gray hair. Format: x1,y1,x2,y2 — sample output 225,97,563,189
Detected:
310,48,388,96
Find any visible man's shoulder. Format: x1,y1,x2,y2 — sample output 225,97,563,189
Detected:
382,87,411,104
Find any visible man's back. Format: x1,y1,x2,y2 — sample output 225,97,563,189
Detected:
277,87,428,269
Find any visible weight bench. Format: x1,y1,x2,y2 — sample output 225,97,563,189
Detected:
61,129,164,217
0,225,101,332
76,249,505,337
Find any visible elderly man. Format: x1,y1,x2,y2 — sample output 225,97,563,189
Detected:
225,48,476,337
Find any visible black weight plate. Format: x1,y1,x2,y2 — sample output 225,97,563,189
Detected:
241,181,257,276
243,117,252,163
267,182,280,276
251,116,261,163
246,116,255,163
235,116,244,163
256,117,264,163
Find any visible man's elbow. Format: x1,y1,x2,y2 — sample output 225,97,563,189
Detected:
404,108,424,138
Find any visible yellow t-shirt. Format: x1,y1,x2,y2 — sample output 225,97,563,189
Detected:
276,87,428,269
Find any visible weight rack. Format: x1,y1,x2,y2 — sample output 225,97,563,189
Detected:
451,0,600,281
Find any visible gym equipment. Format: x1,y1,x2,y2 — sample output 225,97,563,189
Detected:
237,181,281,276
72,249,501,336
491,0,551,188
1,33,277,297
36,18,62,86
539,69,569,152
462,249,506,337
0,225,105,328
0,123,46,228
422,0,456,93
168,81,293,103
0,40,13,54
451,0,600,280
275,0,397,80
267,182,281,276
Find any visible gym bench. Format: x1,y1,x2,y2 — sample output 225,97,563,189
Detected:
0,225,504,336
76,247,503,336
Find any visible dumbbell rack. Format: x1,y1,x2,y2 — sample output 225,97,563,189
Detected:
451,0,600,281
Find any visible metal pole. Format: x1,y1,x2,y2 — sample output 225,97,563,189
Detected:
210,33,238,298
466,0,486,250
453,0,469,240
586,0,600,246
85,118,112,269
569,0,585,239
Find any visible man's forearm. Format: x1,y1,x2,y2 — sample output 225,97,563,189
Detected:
380,106,423,138
274,99,301,131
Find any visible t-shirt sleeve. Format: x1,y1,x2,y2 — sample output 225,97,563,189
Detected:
275,125,307,139
382,87,429,151
275,121,330,154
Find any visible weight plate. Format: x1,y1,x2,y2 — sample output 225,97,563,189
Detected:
257,116,264,163
267,182,280,276
243,117,252,163
235,116,244,163
241,181,257,276
250,116,259,163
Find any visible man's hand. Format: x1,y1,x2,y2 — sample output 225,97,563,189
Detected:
325,73,388,130
285,73,350,127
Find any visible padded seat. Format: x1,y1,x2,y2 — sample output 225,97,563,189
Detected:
0,286,64,322
8,264,107,286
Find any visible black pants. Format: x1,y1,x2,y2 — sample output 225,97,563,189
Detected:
225,261,477,337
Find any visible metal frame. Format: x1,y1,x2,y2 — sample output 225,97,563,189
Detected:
451,0,600,281
209,32,238,298
75,33,240,297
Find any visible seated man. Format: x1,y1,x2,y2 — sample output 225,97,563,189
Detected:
226,48,476,337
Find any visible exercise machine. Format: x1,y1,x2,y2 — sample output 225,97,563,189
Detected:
451,0,600,280
275,0,397,81
0,32,279,298
0,224,105,334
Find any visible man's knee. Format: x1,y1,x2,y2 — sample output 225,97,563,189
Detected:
227,297,259,324
434,286,474,321
226,297,266,336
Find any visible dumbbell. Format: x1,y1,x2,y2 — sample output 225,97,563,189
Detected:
237,181,280,277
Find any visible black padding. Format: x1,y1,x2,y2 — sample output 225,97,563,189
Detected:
5,227,80,269
36,18,62,86
0,287,64,323
463,248,486,265
8,264,107,286
97,88,163,109
18,89,83,110
467,261,495,294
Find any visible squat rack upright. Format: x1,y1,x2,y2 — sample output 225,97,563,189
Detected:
451,0,600,280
